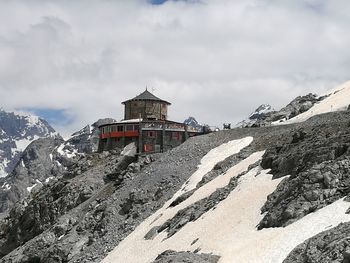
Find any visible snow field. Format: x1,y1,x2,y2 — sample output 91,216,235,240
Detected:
179,137,253,195
102,137,258,263
103,136,350,263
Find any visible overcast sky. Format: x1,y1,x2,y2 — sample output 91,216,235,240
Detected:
0,0,350,136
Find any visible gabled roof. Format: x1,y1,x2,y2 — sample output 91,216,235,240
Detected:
122,90,171,105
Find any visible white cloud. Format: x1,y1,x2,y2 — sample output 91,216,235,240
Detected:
0,0,349,135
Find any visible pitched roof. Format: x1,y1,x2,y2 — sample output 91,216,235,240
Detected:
122,90,171,105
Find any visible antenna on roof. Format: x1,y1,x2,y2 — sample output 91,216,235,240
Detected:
146,86,148,91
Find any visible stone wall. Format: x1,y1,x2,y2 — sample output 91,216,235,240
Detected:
124,101,168,120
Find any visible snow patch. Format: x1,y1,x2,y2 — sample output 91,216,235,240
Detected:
102,139,259,263
27,184,37,193
45,177,54,183
0,158,10,178
24,115,40,128
121,143,137,157
27,180,43,193
15,136,38,152
1,182,11,191
103,147,350,263
57,143,78,158
180,137,253,194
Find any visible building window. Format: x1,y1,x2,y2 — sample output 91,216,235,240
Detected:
126,125,134,131
117,126,124,132
172,132,181,140
147,131,156,138
144,144,154,152
134,124,139,131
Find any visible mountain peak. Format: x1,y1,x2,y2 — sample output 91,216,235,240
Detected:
0,109,57,177
249,104,274,120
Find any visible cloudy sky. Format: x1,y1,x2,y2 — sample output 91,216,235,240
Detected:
0,0,350,136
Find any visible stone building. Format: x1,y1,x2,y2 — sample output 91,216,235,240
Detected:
122,89,171,120
98,90,199,153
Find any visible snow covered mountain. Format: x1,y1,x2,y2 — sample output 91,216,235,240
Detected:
0,117,116,216
184,116,203,132
0,109,56,177
249,104,274,120
236,104,274,127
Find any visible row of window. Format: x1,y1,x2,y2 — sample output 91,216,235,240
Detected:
101,126,183,141
101,124,140,134
145,131,182,140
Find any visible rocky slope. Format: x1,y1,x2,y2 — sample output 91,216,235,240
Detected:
0,110,348,262
0,136,66,216
0,117,115,217
1,83,350,262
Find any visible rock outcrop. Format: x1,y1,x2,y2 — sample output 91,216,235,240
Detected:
152,250,220,263
259,114,350,229
0,136,66,215
283,222,350,263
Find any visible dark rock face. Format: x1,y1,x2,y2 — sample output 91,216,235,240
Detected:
0,109,56,177
152,250,220,263
273,93,321,120
283,222,350,263
259,120,350,229
0,151,114,260
0,136,65,215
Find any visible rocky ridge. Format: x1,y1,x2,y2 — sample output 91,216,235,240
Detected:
239,93,325,127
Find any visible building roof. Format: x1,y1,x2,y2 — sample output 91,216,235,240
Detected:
122,90,171,105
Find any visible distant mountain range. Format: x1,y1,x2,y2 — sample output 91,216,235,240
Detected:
237,93,325,128
0,108,115,215
0,109,56,177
